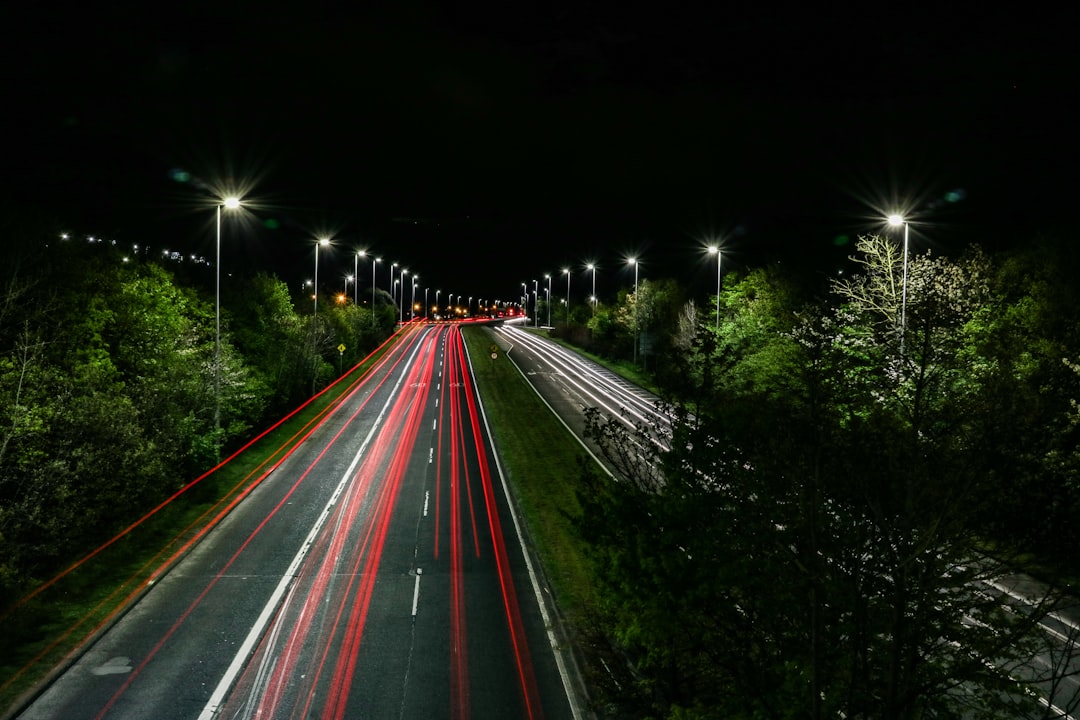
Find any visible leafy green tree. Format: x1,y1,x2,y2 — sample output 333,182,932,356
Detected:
579,239,1079,719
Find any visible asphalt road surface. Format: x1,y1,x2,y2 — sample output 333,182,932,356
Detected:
18,322,578,720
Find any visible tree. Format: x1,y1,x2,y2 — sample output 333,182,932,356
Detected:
578,240,1079,719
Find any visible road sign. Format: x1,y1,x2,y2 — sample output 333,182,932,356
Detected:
337,343,346,353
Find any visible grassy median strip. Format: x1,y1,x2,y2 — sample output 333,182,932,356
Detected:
462,326,597,624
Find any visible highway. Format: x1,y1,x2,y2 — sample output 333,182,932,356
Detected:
18,323,577,719
492,324,1080,718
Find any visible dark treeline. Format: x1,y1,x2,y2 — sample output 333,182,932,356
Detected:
561,234,1080,718
0,228,397,605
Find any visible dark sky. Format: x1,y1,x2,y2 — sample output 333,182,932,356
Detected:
4,3,1076,305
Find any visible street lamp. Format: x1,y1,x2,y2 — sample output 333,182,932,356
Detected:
436,289,441,318
628,257,639,366
390,262,398,301
887,214,910,336
532,280,538,327
544,274,552,327
344,274,353,299
424,287,429,320
411,275,418,320
562,268,571,325
354,250,363,304
313,237,331,393
707,245,721,329
214,196,241,453
587,262,597,314
371,256,381,326
399,268,408,323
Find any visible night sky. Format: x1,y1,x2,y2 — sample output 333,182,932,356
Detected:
4,3,1076,304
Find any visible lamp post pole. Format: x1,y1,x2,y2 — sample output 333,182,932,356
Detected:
629,258,639,366
545,274,552,327
371,256,380,326
313,237,330,393
411,275,418,320
888,214,910,350
399,268,408,324
708,245,721,329
563,268,570,325
588,263,597,314
214,197,240,455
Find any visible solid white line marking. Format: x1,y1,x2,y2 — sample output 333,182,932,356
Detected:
198,338,428,720
412,569,422,617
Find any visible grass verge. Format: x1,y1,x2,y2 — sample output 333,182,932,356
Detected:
461,327,599,627
0,332,405,717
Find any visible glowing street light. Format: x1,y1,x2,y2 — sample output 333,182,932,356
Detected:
214,196,241,453
887,214,910,336
312,237,331,393
390,262,398,301
707,245,721,329
411,274,418,320
627,257,639,366
399,268,409,323
545,274,552,327
586,262,597,314
344,274,353,299
562,268,571,325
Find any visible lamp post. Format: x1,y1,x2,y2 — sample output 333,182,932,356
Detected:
313,237,331,393
562,268,571,325
628,257,639,366
354,250,364,304
214,197,241,453
545,274,552,327
531,280,537,327
344,275,353,299
436,289,441,319
587,262,597,314
390,262,398,301
707,245,721,329
411,275,418,320
424,287,429,320
521,282,527,321
399,268,408,324
887,214,909,336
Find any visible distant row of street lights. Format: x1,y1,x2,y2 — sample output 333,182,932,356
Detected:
515,211,911,365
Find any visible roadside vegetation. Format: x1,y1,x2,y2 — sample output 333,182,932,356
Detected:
0,232,400,712
536,234,1080,719
6,217,1080,719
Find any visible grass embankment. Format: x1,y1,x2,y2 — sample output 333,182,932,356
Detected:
461,326,600,626
0,331,406,717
